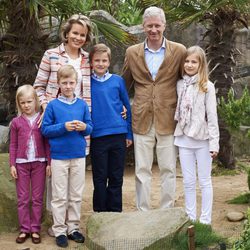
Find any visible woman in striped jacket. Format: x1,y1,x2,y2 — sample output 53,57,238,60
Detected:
33,14,93,237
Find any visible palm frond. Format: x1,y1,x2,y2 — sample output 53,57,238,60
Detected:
139,0,249,27
91,18,137,46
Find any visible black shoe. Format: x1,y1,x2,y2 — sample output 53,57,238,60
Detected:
68,231,85,243
56,235,68,248
16,232,30,244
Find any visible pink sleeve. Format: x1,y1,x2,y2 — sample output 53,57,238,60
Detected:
9,119,18,166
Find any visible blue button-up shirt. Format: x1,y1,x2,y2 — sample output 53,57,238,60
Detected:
144,38,166,80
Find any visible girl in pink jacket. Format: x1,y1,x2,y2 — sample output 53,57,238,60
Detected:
9,85,50,244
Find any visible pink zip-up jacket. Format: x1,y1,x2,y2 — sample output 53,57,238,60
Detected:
9,114,50,166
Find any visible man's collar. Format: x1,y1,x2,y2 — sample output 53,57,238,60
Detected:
144,37,166,52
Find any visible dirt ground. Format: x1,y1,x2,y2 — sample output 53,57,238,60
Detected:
0,163,249,250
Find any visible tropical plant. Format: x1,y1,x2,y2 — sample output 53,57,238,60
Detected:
89,0,142,26
140,0,250,169
0,0,136,120
233,207,250,250
219,87,250,135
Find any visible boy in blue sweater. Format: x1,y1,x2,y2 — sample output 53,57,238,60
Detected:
90,43,133,212
41,65,92,248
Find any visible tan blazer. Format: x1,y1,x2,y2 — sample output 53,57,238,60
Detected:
122,39,186,135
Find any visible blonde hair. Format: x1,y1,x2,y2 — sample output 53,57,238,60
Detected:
143,6,166,25
16,85,40,115
183,46,209,92
57,65,78,82
61,14,92,45
89,43,111,62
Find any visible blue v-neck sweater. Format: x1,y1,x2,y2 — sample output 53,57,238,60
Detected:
41,98,93,159
91,74,132,140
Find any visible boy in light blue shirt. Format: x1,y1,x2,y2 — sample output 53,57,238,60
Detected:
42,65,92,248
90,43,132,212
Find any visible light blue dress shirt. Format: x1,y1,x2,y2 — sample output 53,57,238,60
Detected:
144,38,166,80
92,70,112,82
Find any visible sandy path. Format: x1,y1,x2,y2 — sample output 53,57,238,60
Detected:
0,164,248,249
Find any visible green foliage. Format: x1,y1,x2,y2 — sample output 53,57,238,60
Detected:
89,0,143,26
212,165,241,176
140,0,250,27
233,208,250,250
227,193,250,204
171,222,225,250
91,19,137,46
143,221,225,249
0,0,136,47
116,0,142,26
218,87,250,135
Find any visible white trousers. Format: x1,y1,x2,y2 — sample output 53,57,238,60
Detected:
51,158,85,236
133,125,177,211
179,145,213,224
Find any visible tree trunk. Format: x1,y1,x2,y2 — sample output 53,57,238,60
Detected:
206,9,236,168
0,0,47,121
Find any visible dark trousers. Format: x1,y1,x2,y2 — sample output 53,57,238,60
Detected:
90,134,126,212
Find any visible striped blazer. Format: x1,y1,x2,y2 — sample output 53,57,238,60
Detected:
34,43,91,110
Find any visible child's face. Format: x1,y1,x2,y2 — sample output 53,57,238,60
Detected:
91,52,110,77
66,23,88,50
19,94,36,117
59,76,77,99
184,53,200,76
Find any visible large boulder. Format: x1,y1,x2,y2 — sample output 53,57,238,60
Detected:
86,207,188,250
0,153,49,232
0,153,18,232
0,125,9,153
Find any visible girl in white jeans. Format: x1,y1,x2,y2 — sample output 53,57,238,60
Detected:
174,46,219,225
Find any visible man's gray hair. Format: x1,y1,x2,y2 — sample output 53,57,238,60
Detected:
143,6,166,24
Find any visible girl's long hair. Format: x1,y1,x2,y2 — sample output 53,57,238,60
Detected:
16,85,40,115
182,46,209,92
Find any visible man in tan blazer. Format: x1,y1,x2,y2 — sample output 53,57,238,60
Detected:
122,6,186,211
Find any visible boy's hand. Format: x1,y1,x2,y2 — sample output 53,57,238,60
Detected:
10,165,18,179
126,139,133,148
121,106,127,119
65,121,77,131
73,120,87,131
65,120,86,131
46,165,51,177
37,103,47,128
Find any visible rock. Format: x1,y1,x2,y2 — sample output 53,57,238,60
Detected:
0,153,18,232
0,125,9,153
226,211,245,222
86,207,189,250
0,153,49,232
